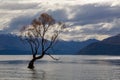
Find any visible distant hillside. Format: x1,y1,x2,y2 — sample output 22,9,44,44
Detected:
0,34,30,54
50,39,98,55
102,34,120,45
0,34,98,55
79,34,120,55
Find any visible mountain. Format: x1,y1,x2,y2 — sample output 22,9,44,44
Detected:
79,34,120,55
0,34,30,55
50,39,98,55
0,34,98,55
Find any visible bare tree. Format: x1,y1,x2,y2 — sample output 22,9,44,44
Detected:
20,13,65,69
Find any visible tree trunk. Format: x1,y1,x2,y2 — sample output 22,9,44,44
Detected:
28,53,45,69
28,58,36,69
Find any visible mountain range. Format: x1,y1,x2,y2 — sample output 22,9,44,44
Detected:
0,34,98,55
0,34,120,55
79,34,120,55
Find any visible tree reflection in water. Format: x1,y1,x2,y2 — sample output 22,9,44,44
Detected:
30,69,46,80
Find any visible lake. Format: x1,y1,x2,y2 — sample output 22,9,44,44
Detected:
0,55,120,80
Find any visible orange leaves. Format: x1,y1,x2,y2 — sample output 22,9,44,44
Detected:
20,13,65,40
40,13,55,25
31,13,55,29
32,19,41,27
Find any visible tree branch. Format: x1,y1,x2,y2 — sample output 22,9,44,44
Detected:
46,53,59,60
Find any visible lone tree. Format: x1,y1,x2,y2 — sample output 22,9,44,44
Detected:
20,13,65,69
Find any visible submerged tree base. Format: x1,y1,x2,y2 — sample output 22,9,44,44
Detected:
28,64,34,69
28,59,36,69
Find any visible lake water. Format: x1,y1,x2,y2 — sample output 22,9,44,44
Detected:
0,55,120,80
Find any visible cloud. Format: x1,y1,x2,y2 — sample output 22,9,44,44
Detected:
81,18,120,35
56,4,120,41
3,8,67,33
0,0,120,41
68,4,120,25
0,3,39,10
4,15,34,34
48,9,68,21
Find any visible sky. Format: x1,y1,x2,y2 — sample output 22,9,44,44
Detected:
0,0,120,41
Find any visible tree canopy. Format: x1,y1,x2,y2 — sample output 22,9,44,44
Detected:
20,13,65,69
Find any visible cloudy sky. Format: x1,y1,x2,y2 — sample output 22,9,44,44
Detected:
0,0,120,41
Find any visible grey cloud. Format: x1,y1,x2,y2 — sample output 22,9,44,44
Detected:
69,4,120,25
4,14,35,33
0,3,39,10
3,9,68,33
48,9,68,21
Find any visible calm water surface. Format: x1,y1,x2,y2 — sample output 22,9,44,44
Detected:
0,55,120,80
